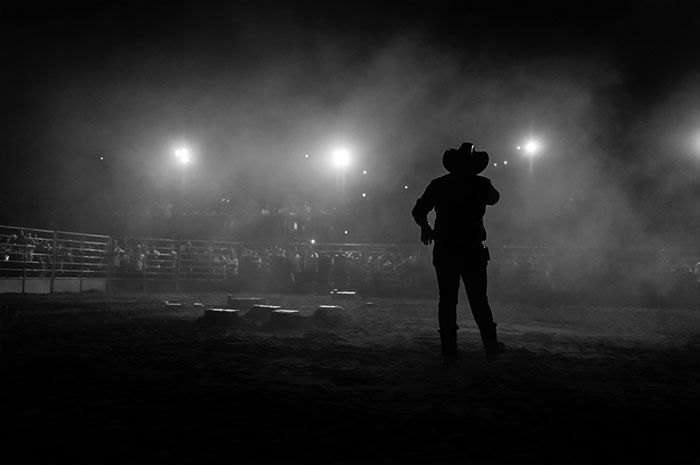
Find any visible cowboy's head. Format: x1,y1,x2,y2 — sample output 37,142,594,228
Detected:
442,142,489,175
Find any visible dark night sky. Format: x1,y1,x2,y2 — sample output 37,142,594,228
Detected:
0,1,698,244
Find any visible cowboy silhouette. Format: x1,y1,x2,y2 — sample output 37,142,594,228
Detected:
412,142,505,363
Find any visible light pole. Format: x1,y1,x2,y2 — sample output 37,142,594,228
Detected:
173,147,191,239
519,139,540,179
695,127,700,310
694,129,700,300
332,148,350,205
516,139,542,245
174,147,190,192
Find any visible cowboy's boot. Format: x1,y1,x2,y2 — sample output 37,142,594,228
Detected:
438,329,458,363
479,322,505,361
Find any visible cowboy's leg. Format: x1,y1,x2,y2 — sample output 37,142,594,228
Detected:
462,246,500,355
435,264,461,332
434,245,461,359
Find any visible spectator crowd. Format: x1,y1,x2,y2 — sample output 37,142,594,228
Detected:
2,226,699,308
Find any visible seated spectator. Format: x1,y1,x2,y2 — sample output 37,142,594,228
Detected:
131,244,145,272
55,242,72,273
695,262,700,308
146,243,161,269
35,238,53,277
109,240,126,268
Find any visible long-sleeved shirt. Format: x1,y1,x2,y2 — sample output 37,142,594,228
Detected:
412,173,500,244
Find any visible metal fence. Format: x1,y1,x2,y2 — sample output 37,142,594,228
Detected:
1,224,698,308
106,236,245,292
0,225,110,293
0,226,559,295
658,248,700,308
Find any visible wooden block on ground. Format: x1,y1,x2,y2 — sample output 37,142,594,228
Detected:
330,290,357,300
315,305,344,315
271,309,301,318
227,296,265,310
310,305,347,328
244,304,281,323
202,308,247,325
264,309,305,330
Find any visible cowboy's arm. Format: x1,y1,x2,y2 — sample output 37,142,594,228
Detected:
486,180,500,206
412,183,436,245
412,182,435,228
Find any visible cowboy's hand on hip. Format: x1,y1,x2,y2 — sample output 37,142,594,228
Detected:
420,226,434,245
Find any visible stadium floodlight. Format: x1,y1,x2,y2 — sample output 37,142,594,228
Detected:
516,140,541,156
517,138,542,180
523,140,539,156
174,147,190,165
332,148,351,168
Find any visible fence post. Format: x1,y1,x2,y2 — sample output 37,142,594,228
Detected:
175,239,181,293
697,248,700,312
21,243,27,294
141,244,146,293
207,240,213,291
79,236,85,292
106,237,112,295
50,231,57,293
125,237,130,291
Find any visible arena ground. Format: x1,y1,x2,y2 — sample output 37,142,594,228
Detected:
1,291,699,464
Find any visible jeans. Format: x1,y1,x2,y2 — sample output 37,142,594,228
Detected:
433,242,495,334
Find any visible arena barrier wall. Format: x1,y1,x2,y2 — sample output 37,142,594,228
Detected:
1,225,698,309
0,225,109,294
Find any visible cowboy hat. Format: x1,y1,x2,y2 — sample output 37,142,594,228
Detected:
442,142,489,174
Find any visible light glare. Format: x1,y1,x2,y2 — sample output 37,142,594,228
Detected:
332,148,350,168
524,141,539,155
175,147,190,165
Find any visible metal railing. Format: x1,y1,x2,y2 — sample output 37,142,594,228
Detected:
1,224,698,308
1,226,110,293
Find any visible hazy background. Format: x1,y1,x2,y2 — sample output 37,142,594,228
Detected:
1,1,698,247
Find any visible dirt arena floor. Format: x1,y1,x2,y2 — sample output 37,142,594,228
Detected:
2,291,700,464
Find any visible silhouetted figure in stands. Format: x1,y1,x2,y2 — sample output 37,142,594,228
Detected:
412,142,505,364
695,261,700,310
